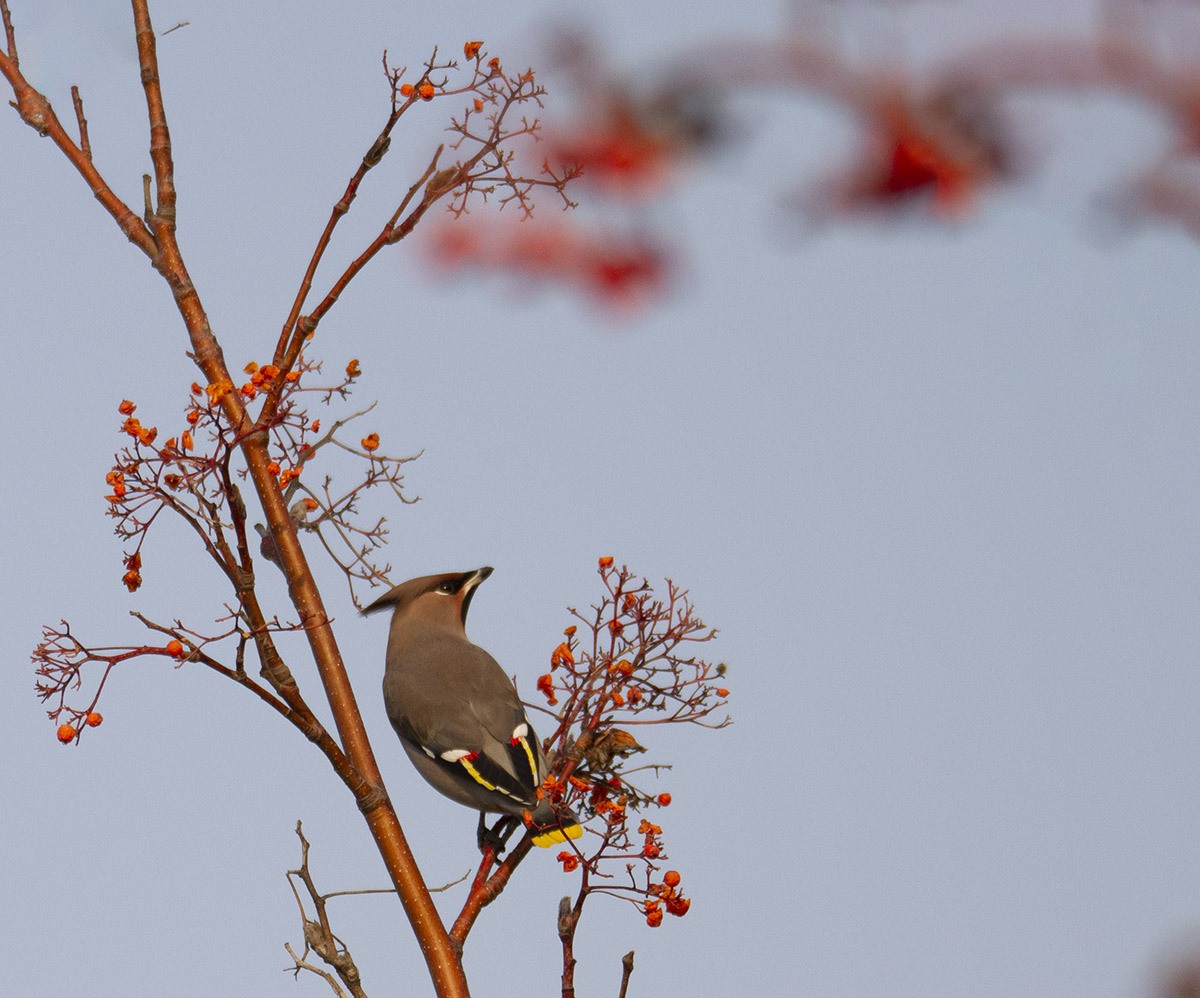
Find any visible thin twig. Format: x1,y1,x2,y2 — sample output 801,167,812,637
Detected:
559,895,578,998
0,0,17,64
448,835,533,947
618,951,635,998
284,943,350,998
285,822,370,998
322,868,472,899
69,85,90,159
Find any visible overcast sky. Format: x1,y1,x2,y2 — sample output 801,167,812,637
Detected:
3,2,1199,997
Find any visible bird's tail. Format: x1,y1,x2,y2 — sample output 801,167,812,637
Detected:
528,801,584,848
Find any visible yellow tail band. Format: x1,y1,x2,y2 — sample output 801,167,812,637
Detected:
531,823,584,848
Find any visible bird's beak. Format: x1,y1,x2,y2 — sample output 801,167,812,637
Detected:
459,566,493,621
466,566,494,589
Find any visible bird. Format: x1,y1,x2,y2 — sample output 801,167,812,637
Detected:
363,566,583,850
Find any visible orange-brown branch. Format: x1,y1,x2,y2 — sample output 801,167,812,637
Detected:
122,3,466,995
0,16,155,257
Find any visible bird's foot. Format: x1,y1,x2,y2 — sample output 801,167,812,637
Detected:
476,813,520,855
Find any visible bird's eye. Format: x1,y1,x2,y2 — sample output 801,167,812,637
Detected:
436,580,457,594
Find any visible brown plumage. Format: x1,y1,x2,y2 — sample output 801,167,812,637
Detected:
364,567,581,848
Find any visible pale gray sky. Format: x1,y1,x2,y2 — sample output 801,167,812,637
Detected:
3,2,1198,997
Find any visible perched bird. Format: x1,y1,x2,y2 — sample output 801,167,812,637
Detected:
364,567,582,849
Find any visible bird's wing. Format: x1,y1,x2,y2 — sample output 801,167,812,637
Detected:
384,636,543,801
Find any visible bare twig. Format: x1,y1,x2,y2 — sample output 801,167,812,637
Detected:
618,951,635,998
1,0,17,64
558,895,579,998
69,85,90,159
448,835,533,948
283,822,472,998
284,943,350,998
0,19,154,254
285,822,370,998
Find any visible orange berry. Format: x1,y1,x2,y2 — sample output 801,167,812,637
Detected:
240,382,257,399
645,907,663,928
260,365,279,380
186,409,200,425
56,723,76,743
598,555,614,568
266,461,281,475
716,687,729,698
473,98,484,113
302,497,319,512
285,370,300,382
464,40,483,59
345,359,361,378
85,712,103,728
166,639,184,658
417,82,435,101
666,896,690,917
362,433,380,452
564,625,577,637
181,430,194,450
400,83,414,97
310,420,320,432
118,399,136,415
663,870,681,887
243,361,259,374
656,792,672,807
